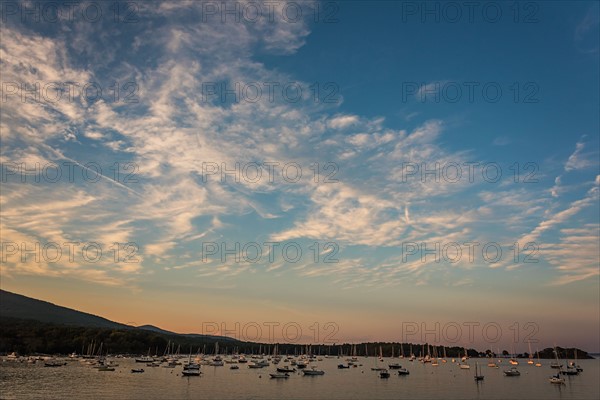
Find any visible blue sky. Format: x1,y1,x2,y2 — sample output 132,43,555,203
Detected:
1,1,599,351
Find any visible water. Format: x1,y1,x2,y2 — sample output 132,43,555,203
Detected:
1,357,598,399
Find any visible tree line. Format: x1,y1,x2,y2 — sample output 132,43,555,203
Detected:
0,318,592,359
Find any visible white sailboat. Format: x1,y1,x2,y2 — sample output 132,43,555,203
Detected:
432,346,440,366
210,342,224,366
548,346,565,383
459,348,470,369
550,346,561,369
509,345,519,365
535,348,542,367
527,342,534,365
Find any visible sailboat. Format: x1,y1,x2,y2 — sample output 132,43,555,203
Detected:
182,347,201,376
548,347,565,383
423,345,431,363
474,362,484,381
389,346,402,369
527,342,534,365
570,349,583,372
487,351,498,368
431,346,439,366
371,346,386,371
389,345,402,369
348,344,358,363
550,346,562,369
504,347,520,376
135,348,154,363
534,349,542,367
509,345,519,365
459,348,470,369
210,342,224,366
549,373,565,384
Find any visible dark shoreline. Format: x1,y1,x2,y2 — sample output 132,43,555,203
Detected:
1,317,594,359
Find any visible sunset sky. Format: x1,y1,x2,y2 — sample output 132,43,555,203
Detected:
1,1,599,352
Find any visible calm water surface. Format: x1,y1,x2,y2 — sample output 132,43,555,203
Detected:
1,357,598,399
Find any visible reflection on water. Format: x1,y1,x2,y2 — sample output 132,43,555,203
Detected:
1,357,598,399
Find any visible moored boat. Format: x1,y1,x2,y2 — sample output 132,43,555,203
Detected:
44,359,66,367
504,367,520,376
182,368,201,376
303,367,325,376
379,369,390,378
277,366,296,372
474,363,484,381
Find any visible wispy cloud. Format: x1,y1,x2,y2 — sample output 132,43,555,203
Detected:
575,3,600,54
2,1,598,293
492,136,511,146
565,137,598,171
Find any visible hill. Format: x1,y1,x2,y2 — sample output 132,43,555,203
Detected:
0,290,130,329
0,290,234,344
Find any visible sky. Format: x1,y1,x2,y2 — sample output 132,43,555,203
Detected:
1,1,599,352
